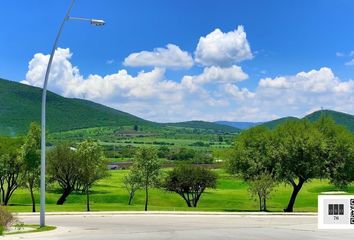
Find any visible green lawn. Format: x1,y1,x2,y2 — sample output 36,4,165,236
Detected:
7,170,354,213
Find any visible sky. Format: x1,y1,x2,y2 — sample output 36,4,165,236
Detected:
1,0,354,122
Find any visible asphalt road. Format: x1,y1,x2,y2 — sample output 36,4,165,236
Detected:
4,213,354,240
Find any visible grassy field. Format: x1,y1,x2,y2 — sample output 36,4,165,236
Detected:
6,169,354,213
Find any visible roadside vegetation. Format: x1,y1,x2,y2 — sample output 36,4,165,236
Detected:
0,207,16,235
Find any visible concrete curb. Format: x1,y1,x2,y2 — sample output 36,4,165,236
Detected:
15,211,318,217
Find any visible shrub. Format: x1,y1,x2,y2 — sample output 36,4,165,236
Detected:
0,207,15,235
164,165,217,207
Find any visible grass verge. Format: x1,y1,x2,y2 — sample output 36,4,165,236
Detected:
5,224,56,235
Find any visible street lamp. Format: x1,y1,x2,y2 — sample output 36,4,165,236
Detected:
40,0,104,227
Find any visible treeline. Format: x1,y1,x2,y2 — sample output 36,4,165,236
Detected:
106,145,214,164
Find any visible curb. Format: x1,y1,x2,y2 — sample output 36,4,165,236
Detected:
15,211,318,217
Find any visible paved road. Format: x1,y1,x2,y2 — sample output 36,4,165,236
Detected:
4,213,354,240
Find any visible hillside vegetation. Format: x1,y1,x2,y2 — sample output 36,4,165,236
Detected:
0,79,238,135
304,110,354,132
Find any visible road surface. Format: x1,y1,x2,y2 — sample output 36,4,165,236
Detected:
4,212,354,240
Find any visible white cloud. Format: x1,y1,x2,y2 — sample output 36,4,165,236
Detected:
254,67,354,118
106,59,114,64
22,49,354,123
259,77,290,89
223,83,255,100
194,26,253,66
22,48,182,101
181,65,248,92
345,59,354,66
123,44,193,69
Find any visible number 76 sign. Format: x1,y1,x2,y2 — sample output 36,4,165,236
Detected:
318,195,354,229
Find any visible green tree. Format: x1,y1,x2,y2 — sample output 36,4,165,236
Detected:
192,151,213,164
47,144,81,205
227,126,277,211
157,146,170,159
0,137,22,206
123,167,142,205
133,147,161,211
0,154,22,206
315,117,354,189
164,165,217,207
227,126,276,180
248,173,277,211
19,123,41,212
77,139,108,211
274,120,326,212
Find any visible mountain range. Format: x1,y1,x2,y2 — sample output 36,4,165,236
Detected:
216,111,354,132
0,78,353,135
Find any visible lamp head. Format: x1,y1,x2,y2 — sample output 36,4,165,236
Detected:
91,19,105,26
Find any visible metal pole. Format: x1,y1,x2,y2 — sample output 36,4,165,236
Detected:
40,0,76,227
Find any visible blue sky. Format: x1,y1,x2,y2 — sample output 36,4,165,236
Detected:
1,0,353,122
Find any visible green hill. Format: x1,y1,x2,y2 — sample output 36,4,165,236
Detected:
304,110,354,132
260,117,299,129
260,110,354,132
0,78,156,135
0,79,239,135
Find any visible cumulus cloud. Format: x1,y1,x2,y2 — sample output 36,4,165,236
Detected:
22,48,183,101
181,65,248,92
22,49,354,122
254,67,354,118
194,26,253,66
123,44,193,69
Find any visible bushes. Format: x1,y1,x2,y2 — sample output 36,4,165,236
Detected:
164,165,217,207
0,207,15,235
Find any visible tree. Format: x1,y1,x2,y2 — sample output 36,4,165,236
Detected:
0,137,23,206
274,120,326,212
47,144,81,205
133,125,139,131
123,167,142,205
19,123,41,212
227,126,276,180
157,146,170,159
248,173,277,211
0,154,22,206
77,139,108,211
164,165,217,207
315,117,354,189
227,126,277,211
133,147,161,211
192,151,213,164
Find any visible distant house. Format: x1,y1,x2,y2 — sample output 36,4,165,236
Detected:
107,161,132,170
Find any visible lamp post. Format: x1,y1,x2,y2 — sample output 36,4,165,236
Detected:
40,0,105,227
